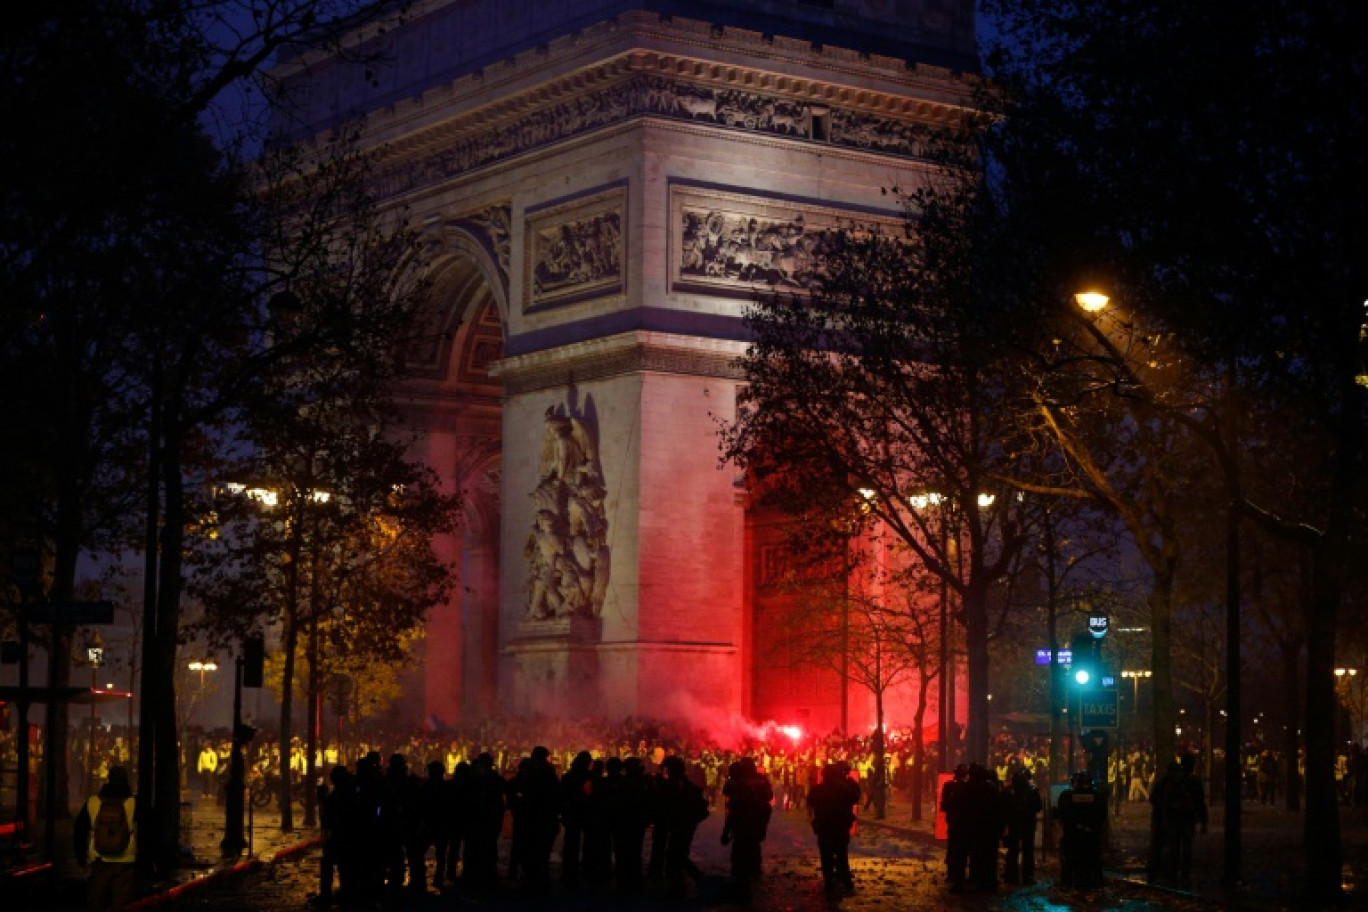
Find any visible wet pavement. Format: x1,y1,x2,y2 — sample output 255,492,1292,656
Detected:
10,790,1366,911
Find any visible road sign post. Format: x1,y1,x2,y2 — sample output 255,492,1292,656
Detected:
1080,690,1120,730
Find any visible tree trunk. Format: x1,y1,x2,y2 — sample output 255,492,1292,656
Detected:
1282,644,1301,812
964,579,990,764
304,614,320,828
872,694,887,820
1303,551,1343,905
910,674,929,822
154,433,188,869
278,504,302,834
136,390,160,871
1148,567,1177,768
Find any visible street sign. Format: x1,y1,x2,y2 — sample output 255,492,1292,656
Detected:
22,601,115,625
1034,648,1072,666
1088,614,1109,638
1080,690,1119,729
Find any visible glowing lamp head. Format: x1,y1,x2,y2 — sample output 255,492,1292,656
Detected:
1075,291,1110,312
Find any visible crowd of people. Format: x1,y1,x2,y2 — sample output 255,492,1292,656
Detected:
309,743,782,905
25,713,1368,908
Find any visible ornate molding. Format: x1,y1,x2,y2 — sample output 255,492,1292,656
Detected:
371,49,971,198
446,202,512,282
495,333,747,396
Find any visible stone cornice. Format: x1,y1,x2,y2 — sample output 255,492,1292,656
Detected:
493,331,748,394
300,9,977,141
334,10,979,168
369,38,975,154
366,49,971,201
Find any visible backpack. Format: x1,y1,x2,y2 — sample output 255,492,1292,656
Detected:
93,796,131,857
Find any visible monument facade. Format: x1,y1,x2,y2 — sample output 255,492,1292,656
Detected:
275,0,977,734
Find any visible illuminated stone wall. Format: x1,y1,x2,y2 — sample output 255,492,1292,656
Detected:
283,1,977,731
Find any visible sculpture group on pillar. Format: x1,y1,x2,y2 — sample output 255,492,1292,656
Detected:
525,405,610,620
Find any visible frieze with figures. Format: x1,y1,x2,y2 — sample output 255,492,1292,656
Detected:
531,211,623,306
525,185,626,312
374,71,934,198
670,184,902,296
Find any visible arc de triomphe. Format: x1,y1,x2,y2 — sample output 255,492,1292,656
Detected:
275,0,976,732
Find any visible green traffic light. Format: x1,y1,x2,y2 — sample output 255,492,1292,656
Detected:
1074,668,1091,685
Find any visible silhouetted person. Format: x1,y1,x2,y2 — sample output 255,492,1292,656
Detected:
1002,767,1041,885
380,754,423,894
584,757,612,886
941,763,969,892
962,763,1005,892
354,753,386,902
807,762,861,893
560,750,594,885
464,752,506,896
655,755,709,896
73,765,138,912
1058,771,1105,889
508,746,560,896
421,761,451,890
722,756,773,899
616,757,650,891
1150,752,1207,887
315,765,354,905
443,761,471,889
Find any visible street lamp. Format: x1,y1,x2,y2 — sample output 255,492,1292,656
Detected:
1074,291,1110,313
85,633,105,796
908,490,953,771
1121,669,1152,715
1335,668,1363,746
188,659,219,689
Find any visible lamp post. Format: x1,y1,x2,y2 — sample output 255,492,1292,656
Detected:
910,491,952,772
1121,669,1152,715
1335,668,1363,747
187,659,218,726
85,634,105,797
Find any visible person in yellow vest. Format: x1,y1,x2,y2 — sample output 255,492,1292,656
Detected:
73,765,138,912
197,743,219,797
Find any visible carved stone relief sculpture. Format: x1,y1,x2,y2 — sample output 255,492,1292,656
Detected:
376,70,935,199
524,404,610,620
526,185,626,311
671,185,908,296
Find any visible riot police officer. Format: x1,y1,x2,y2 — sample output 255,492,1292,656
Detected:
1057,771,1105,889
1003,767,1042,885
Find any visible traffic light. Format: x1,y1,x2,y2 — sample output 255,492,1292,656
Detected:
1070,632,1099,688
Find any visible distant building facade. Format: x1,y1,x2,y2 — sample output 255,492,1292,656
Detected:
274,0,977,736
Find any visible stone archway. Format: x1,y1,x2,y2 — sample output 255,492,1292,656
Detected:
402,243,508,728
